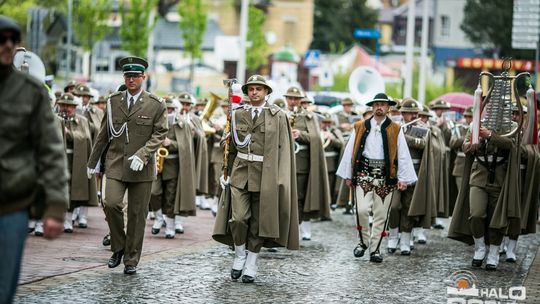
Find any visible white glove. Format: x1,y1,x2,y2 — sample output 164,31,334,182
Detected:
87,167,97,179
128,155,145,171
219,175,229,189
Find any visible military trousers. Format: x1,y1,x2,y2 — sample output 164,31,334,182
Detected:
354,186,394,253
230,186,264,253
469,185,504,245
150,176,177,218
327,171,337,205
296,173,311,221
388,185,415,232
207,162,223,198
104,178,152,267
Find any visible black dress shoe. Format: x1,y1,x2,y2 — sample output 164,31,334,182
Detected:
353,243,367,258
108,250,124,268
330,204,337,211
302,237,311,241
417,239,426,244
78,223,87,228
387,248,396,254
165,234,175,239
231,269,242,280
175,227,184,234
400,250,411,256
34,231,43,237
28,227,35,233
343,209,352,215
124,265,137,275
102,234,111,246
485,264,497,271
64,228,73,233
432,223,445,230
241,275,255,283
471,258,483,267
151,228,160,235
506,257,516,263
370,251,383,263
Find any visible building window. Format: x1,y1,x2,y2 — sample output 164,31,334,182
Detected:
441,15,450,37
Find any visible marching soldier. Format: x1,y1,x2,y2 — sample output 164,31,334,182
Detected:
64,80,78,93
72,84,104,228
212,75,299,283
273,98,286,110
320,113,345,209
150,97,196,238
56,93,98,233
335,97,358,138
179,92,210,210
195,98,207,115
285,86,331,240
87,56,168,275
449,107,473,193
207,99,228,216
449,115,520,270
362,107,374,120
337,93,417,263
387,98,427,255
93,95,107,111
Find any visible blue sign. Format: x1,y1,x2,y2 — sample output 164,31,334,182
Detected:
303,50,321,68
353,28,380,39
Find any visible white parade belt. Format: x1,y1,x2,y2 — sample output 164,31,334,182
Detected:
324,151,339,157
65,149,74,154
237,152,264,162
457,151,466,157
296,144,308,151
475,156,505,162
411,159,421,164
165,153,179,159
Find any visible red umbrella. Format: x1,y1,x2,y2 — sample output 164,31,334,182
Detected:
431,92,474,112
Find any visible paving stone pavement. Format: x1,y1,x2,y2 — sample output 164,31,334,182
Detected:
15,210,540,304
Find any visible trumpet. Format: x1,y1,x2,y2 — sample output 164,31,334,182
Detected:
156,146,169,173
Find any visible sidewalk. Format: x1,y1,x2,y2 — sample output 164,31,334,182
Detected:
20,206,216,284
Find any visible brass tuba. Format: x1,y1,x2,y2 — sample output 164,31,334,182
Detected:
200,92,222,135
156,146,169,173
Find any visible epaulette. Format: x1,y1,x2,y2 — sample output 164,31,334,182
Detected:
148,93,162,103
108,91,122,99
268,104,280,116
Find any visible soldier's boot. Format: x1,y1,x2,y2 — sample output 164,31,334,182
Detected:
64,212,74,233
505,239,517,263
472,237,486,267
28,220,36,233
34,221,44,237
78,207,88,228
231,244,247,280
199,196,211,210
174,215,184,234
499,236,508,255
151,209,164,235
147,211,155,220
433,218,445,230
485,245,500,271
387,228,399,253
163,216,175,239
415,227,427,244
400,232,411,256
299,221,311,241
242,251,258,283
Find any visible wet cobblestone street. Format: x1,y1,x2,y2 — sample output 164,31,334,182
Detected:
15,210,540,303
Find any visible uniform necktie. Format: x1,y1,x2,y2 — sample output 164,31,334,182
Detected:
128,97,134,112
252,109,259,124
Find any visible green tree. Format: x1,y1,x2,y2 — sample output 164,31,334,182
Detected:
310,0,378,52
461,0,535,59
177,0,207,90
246,5,268,72
0,0,65,33
119,0,157,58
73,0,111,80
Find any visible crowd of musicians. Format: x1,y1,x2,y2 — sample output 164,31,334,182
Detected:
25,55,539,282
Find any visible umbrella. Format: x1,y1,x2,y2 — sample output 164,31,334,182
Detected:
431,92,474,111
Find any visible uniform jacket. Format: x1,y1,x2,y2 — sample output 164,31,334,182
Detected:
172,118,197,215
449,125,468,177
88,90,168,182
190,114,209,194
82,106,104,141
0,67,68,220
60,114,98,205
213,104,299,250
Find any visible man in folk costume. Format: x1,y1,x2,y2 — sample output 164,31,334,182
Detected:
387,98,429,255
181,93,210,210
87,56,168,275
320,113,345,209
55,93,98,233
337,93,417,263
285,86,331,241
212,75,299,283
149,97,196,238
449,107,474,194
